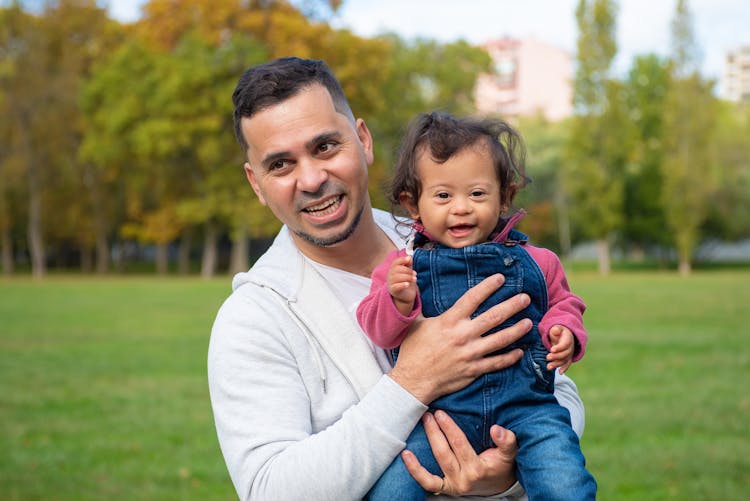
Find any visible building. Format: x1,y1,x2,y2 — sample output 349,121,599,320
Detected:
475,37,573,122
722,45,750,102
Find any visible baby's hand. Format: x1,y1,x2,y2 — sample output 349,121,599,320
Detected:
387,255,418,316
546,325,575,374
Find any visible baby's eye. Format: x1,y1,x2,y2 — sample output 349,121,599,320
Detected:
471,190,486,197
436,192,450,199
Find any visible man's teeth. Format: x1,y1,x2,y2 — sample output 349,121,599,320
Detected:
305,196,341,215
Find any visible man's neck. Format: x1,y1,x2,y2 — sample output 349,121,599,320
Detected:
294,210,395,278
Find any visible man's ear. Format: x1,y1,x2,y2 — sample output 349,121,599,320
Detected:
398,192,419,220
355,118,374,166
244,162,267,206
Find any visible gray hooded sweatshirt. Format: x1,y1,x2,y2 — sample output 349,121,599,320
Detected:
208,209,584,501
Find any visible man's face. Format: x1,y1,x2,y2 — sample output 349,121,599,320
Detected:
241,84,374,253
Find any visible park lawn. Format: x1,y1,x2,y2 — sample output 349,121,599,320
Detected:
571,270,750,500
1,271,749,500
0,277,234,500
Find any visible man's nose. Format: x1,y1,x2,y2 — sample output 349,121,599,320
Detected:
296,158,329,192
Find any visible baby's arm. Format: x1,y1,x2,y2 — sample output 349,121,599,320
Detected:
547,325,575,373
356,249,422,350
525,245,588,366
387,254,418,317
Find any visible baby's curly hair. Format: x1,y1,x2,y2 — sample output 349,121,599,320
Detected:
389,112,529,217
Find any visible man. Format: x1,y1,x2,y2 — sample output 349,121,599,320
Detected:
208,57,585,500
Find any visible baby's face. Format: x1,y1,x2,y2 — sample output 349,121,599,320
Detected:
411,144,503,248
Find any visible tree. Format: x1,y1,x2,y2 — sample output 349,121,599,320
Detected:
704,102,750,241
1,1,122,276
515,114,570,254
661,0,718,275
621,54,671,258
566,0,624,274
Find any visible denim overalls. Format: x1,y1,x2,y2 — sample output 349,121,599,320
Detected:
367,229,597,501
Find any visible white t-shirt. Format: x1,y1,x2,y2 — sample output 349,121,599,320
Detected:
305,224,407,375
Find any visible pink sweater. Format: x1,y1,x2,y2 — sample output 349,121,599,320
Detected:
356,243,587,362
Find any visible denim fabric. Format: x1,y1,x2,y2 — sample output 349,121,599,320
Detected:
366,231,596,501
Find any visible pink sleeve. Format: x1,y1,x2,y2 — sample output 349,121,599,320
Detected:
525,245,588,362
356,249,422,349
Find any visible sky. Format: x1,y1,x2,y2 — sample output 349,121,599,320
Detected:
107,0,749,90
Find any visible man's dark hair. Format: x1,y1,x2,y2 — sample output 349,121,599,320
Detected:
232,57,355,152
390,111,529,214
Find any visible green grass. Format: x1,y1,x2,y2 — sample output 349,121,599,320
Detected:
570,270,750,500
0,277,234,500
1,272,749,500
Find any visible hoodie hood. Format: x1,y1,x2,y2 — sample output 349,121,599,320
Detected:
231,208,404,300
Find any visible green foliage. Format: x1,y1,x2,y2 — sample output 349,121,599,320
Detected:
515,115,570,252
704,102,750,240
661,0,719,274
2,272,748,498
621,54,670,249
2,0,749,275
567,0,624,272
573,0,618,114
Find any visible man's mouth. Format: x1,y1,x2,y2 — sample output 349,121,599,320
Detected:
303,195,343,216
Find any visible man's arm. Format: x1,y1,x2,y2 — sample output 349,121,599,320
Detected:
208,289,428,501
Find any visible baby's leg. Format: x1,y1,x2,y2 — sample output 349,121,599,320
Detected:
512,404,597,501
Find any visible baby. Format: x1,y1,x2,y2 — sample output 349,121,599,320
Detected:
358,112,596,500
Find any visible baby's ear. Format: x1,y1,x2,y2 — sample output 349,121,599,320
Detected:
398,192,419,219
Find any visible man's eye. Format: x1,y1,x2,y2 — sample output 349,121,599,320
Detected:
318,141,337,154
269,160,289,171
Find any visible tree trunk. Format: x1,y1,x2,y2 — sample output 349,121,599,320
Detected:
1,227,13,275
156,242,169,275
83,163,111,274
596,238,611,275
555,187,571,259
178,228,193,276
22,117,45,278
80,246,93,273
27,166,46,278
96,232,110,274
678,258,691,276
201,222,218,279
230,225,249,275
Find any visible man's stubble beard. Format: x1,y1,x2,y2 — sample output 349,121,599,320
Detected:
293,204,364,248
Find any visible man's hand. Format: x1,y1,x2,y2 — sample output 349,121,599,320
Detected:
389,273,530,404
402,411,518,496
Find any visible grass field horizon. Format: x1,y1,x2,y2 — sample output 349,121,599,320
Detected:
1,271,748,499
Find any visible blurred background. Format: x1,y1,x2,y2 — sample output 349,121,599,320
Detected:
1,1,749,500
1,0,749,278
